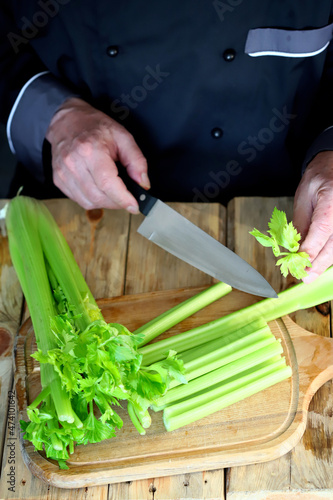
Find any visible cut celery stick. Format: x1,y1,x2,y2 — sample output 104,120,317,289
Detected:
153,342,283,409
140,317,267,366
163,361,291,431
169,325,277,389
135,281,232,347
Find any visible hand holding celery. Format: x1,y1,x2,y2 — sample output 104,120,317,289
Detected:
250,207,311,279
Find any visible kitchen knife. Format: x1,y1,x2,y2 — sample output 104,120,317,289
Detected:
124,175,278,298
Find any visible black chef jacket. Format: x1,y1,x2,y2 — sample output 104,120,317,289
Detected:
1,1,333,204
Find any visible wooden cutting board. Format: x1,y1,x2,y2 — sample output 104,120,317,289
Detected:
14,287,333,489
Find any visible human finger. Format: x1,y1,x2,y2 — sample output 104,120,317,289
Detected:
292,176,315,242
87,149,140,212
113,127,150,189
299,186,333,262
302,233,333,284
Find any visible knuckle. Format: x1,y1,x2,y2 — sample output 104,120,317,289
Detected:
75,140,93,157
71,136,94,157
59,149,77,171
98,175,114,194
52,166,67,187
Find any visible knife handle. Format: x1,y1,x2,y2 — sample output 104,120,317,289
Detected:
121,169,158,216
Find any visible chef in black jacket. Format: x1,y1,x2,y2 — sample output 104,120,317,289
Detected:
1,0,333,283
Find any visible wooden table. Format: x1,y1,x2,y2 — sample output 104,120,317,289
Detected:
0,197,332,500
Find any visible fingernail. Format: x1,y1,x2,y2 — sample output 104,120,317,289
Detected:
302,271,319,284
140,172,151,189
127,205,139,214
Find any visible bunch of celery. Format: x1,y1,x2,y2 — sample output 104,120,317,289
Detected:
6,196,231,468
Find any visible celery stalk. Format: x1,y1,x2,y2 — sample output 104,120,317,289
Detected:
141,266,333,366
154,342,283,409
180,321,270,364
127,402,146,435
140,318,267,366
6,197,78,424
36,200,103,330
194,266,333,337
163,361,291,431
135,281,232,347
168,325,277,389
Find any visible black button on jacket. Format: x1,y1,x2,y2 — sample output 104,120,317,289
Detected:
1,1,333,203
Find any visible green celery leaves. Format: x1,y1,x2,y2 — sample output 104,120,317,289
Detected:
27,310,185,466
250,207,312,279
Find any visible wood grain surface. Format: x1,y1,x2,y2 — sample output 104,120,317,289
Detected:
0,197,332,500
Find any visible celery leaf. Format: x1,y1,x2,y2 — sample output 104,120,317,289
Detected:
276,252,312,279
250,207,312,279
249,228,280,256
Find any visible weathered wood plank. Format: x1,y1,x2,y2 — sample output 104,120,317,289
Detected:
118,202,226,499
97,470,225,500
290,381,333,491
152,470,224,500
227,491,333,499
226,196,332,498
125,203,224,294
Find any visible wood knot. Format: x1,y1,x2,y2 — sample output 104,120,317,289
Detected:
86,208,104,223
0,327,12,356
316,301,331,316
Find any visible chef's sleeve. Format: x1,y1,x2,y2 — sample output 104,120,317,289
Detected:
302,21,333,172
0,5,78,182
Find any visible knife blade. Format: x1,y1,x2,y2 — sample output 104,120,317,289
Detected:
123,174,277,298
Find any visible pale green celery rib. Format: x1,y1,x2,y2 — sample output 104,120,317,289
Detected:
6,196,79,424
170,337,276,389
140,316,266,366
167,358,288,417
180,321,270,364
163,362,292,431
27,386,51,410
169,326,276,389
153,341,283,409
36,199,103,331
135,281,232,347
127,402,146,435
205,266,333,330
45,396,64,451
141,265,333,366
